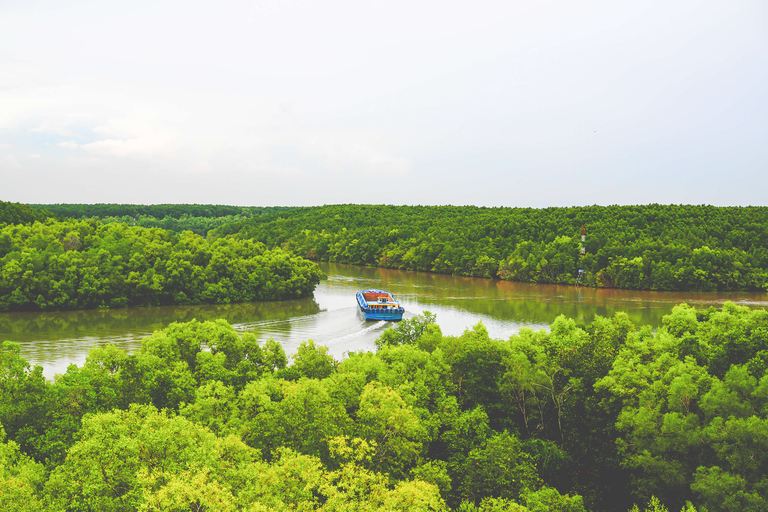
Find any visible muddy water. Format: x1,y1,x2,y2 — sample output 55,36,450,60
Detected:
3,262,767,378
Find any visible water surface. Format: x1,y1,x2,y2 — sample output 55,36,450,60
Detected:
3,262,767,378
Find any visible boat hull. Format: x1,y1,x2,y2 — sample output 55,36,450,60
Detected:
356,289,404,321
361,309,404,321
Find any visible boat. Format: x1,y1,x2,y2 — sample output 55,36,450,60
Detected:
356,289,404,321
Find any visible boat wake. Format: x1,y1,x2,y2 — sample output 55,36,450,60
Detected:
232,313,318,331
335,320,388,340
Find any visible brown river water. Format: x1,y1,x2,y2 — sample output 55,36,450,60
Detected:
2,262,767,379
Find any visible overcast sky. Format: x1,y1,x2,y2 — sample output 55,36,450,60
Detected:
1,0,766,207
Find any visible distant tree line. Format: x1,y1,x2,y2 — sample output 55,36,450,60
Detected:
0,218,324,311
212,204,768,292
9,201,768,292
27,203,293,236
79,213,257,236
0,201,55,225
29,203,289,220
3,303,768,511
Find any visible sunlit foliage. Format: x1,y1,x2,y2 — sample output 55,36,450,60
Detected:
211,204,768,291
1,303,767,511
0,218,324,311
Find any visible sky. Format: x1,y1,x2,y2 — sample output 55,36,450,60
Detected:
1,0,767,207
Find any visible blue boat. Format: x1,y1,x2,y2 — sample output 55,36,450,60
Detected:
356,289,404,321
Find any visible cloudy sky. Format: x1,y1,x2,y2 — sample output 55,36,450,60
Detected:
1,0,766,207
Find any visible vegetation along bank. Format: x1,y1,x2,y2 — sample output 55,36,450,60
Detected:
1,202,324,311
212,203,768,292
2,303,768,511
26,202,768,292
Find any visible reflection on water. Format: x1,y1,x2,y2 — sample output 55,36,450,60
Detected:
0,299,321,340
0,299,322,378
325,263,768,330
2,262,767,378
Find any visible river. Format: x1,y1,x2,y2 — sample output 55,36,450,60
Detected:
3,262,767,378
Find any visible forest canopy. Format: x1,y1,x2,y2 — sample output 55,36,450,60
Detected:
20,202,768,292
0,218,324,311
2,303,768,511
27,203,293,236
6,201,768,509
212,204,768,292
28,203,289,220
0,201,55,226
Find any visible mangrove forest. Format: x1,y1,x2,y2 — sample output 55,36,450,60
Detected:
2,303,768,511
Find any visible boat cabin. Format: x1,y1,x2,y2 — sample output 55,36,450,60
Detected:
362,291,399,309
356,288,404,321
362,291,391,302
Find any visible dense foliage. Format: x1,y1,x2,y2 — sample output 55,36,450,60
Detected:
30,203,289,220
0,201,55,226
29,203,292,236
0,219,324,311
3,303,768,511
213,204,768,292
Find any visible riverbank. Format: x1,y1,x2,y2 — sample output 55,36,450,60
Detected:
4,262,767,379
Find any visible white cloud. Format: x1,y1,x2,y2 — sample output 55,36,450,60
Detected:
30,121,76,137
58,141,79,149
81,126,180,158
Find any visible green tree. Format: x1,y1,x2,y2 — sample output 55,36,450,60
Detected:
0,342,47,446
376,312,438,350
0,426,46,512
234,377,350,464
291,340,337,379
356,381,428,479
458,431,540,505
44,404,260,512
